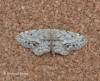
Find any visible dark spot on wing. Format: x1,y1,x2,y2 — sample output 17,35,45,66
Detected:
72,45,75,47
32,42,39,46
48,40,50,42
28,42,30,44
53,45,56,46
64,43,72,48
66,45,70,48
43,39,50,41
66,30,69,33
71,35,73,37
25,41,39,47
33,43,36,46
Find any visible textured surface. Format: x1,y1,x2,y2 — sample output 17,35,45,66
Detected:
16,29,88,56
0,0,100,81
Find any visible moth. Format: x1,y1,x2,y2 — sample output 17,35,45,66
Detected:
15,29,88,56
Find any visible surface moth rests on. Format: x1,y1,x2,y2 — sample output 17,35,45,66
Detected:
15,29,88,56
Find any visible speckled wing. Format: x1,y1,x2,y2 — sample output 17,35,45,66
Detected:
15,29,50,55
53,29,88,55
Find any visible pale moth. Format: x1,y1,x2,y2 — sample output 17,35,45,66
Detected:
15,28,88,56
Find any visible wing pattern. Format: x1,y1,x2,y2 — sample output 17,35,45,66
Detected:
16,29,88,56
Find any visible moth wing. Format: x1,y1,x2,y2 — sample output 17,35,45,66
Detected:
15,29,50,55
53,29,88,55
